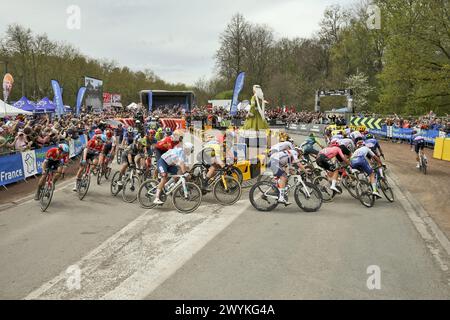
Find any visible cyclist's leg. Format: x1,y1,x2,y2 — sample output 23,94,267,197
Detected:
35,160,49,200
154,159,169,204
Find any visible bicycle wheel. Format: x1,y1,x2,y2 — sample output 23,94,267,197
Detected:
110,171,122,196
105,167,112,180
227,166,243,185
122,175,139,203
213,175,242,206
342,175,359,199
97,167,103,185
137,179,159,209
40,183,54,212
294,182,323,212
172,182,202,214
380,178,395,203
313,176,334,202
78,172,91,201
249,181,279,212
357,180,375,208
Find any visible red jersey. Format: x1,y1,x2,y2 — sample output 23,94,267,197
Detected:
319,146,345,160
46,148,68,164
156,136,176,152
87,138,104,152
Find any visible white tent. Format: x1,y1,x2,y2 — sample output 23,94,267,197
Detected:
126,102,139,110
1,99,33,117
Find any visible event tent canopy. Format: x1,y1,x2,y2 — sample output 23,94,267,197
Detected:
126,102,139,110
35,97,56,113
1,99,33,116
13,96,36,112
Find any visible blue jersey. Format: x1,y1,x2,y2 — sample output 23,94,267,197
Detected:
365,138,380,150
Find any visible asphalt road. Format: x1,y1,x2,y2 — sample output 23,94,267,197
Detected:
0,133,449,300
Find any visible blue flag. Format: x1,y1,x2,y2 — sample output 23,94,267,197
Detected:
51,80,64,117
230,72,245,116
148,91,153,112
76,87,87,116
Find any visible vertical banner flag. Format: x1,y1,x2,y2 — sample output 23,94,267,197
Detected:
76,86,87,116
51,80,64,117
148,91,153,113
230,72,245,117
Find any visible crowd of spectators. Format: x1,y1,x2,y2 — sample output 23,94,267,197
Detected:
2,105,449,156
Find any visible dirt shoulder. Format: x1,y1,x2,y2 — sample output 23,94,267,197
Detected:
380,140,450,238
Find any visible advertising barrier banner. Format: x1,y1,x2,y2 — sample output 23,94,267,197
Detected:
0,136,87,187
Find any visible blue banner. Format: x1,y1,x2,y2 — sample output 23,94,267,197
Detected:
230,72,245,117
51,80,64,117
0,153,24,186
148,91,153,113
35,146,53,174
76,87,87,116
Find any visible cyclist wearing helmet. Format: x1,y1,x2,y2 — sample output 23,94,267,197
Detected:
121,127,135,149
269,146,306,205
350,140,383,198
198,134,225,192
350,129,363,143
301,133,324,162
316,140,350,193
99,130,117,169
73,133,104,191
164,127,173,138
154,129,181,166
411,130,426,168
134,137,148,171
155,127,164,141
154,142,194,205
364,134,384,159
117,138,147,186
35,144,70,200
115,123,125,145
332,131,344,141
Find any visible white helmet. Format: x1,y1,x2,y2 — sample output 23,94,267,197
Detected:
172,130,182,142
183,142,194,154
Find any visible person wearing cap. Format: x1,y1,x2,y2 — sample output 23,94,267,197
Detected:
350,140,383,198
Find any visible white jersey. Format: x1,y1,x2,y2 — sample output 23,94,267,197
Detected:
270,150,299,167
271,142,294,153
351,146,375,160
339,138,355,150
350,131,362,141
105,136,116,147
161,147,186,166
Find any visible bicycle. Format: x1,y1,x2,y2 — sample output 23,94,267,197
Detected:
39,167,56,212
339,165,375,208
137,173,203,214
373,164,395,203
122,165,147,203
97,154,113,185
77,159,95,201
116,146,123,165
249,168,323,213
191,165,242,206
418,149,428,175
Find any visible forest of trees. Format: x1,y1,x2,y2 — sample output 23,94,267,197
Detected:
1,0,449,115
198,0,449,115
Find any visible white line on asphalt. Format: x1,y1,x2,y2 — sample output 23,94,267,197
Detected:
24,199,251,300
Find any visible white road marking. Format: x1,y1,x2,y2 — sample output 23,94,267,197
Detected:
24,199,251,300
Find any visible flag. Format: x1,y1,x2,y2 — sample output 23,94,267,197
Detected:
148,91,153,112
51,80,64,117
76,87,87,116
230,72,245,117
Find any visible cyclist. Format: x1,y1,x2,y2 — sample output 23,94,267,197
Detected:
300,133,324,162
154,129,181,163
34,144,70,200
270,140,295,156
199,134,226,191
117,138,146,186
268,146,307,205
122,127,135,149
153,142,194,205
164,127,173,138
337,137,354,157
332,131,344,141
350,140,383,198
411,130,426,168
364,134,384,159
115,123,125,145
324,127,333,145
99,130,116,170
350,129,364,143
316,140,350,193
73,130,104,191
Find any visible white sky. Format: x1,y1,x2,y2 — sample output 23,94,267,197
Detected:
0,0,355,85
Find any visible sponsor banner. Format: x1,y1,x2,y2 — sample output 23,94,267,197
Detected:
76,86,87,116
230,72,245,116
51,80,64,116
21,150,38,178
0,136,87,187
111,94,122,107
0,153,24,186
103,92,112,108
